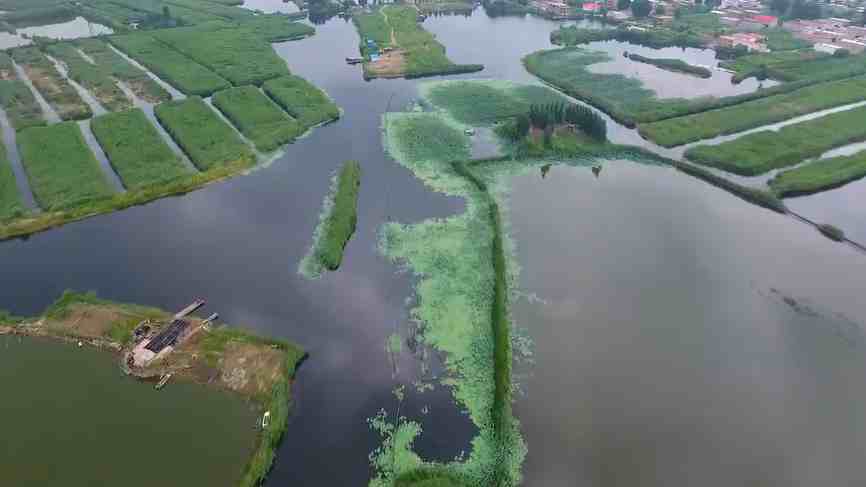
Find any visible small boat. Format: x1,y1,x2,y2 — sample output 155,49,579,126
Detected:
464,128,475,136
346,56,363,64
261,410,271,428
155,373,172,390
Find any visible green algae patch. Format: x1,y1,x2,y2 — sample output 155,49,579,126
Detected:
418,80,566,126
300,160,361,279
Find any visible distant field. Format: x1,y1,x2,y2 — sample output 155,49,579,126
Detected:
212,86,301,152
155,96,254,171
91,109,189,189
76,38,170,104
685,105,866,175
18,122,113,210
0,138,24,221
45,43,131,112
639,76,866,147
770,150,866,197
0,80,45,131
11,47,92,121
263,75,340,129
109,34,230,97
235,15,314,42
420,79,566,125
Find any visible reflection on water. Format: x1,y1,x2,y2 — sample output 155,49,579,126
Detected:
0,17,113,49
508,162,866,487
242,0,301,14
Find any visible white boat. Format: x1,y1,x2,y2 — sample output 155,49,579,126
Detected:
261,410,271,428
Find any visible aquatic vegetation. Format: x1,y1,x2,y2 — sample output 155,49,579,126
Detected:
640,75,866,147
11,46,92,120
45,42,131,112
672,160,786,212
300,160,361,278
213,86,302,152
419,80,565,126
17,122,113,211
237,15,315,42
109,33,231,96
75,38,171,104
263,75,340,129
0,139,24,221
0,80,45,131
685,105,866,175
626,53,711,78
383,112,471,169
91,108,189,189
769,149,866,197
154,96,254,171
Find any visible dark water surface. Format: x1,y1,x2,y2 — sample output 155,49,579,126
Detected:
2,9,866,487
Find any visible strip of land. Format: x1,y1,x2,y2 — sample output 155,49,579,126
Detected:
685,105,866,175
212,86,301,152
155,96,254,170
769,150,866,197
262,75,340,128
0,79,45,131
45,42,131,112
0,138,24,221
18,121,113,210
91,109,189,189
626,53,711,79
11,46,92,120
76,38,171,104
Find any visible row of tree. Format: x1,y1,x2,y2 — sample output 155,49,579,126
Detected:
501,102,607,143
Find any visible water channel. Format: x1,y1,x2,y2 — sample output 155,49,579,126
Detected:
2,8,866,486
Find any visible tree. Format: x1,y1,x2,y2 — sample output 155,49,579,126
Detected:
617,0,631,10
631,0,652,18
162,5,171,18
791,0,821,19
770,0,790,14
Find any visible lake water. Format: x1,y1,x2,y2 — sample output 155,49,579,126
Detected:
0,336,257,487
0,17,113,49
1,9,866,486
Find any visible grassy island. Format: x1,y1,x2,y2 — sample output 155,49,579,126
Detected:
626,53,711,78
352,5,483,80
213,86,302,152
45,42,132,112
769,150,866,197
300,160,361,278
262,75,340,128
0,79,45,131
0,291,306,487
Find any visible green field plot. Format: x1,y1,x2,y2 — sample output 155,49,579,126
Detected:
154,96,254,171
212,86,301,152
152,26,290,86
237,15,314,42
91,109,189,189
420,79,566,125
109,34,230,96
0,52,15,80
263,75,339,129
769,150,866,197
11,47,91,121
45,43,130,112
686,105,866,175
0,138,24,221
0,80,45,131
639,76,866,147
94,0,224,25
76,38,170,103
17,122,113,210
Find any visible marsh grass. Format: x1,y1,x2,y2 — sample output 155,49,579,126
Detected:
45,42,131,112
11,46,92,120
76,38,170,103
419,80,566,126
213,86,302,152
626,53,711,78
262,75,340,129
0,138,24,221
769,149,866,197
0,79,44,130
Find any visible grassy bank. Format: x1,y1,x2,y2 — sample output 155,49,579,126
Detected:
262,75,340,129
91,108,189,189
769,150,866,197
419,79,566,125
213,86,301,152
45,42,131,112
672,160,787,212
299,160,361,278
76,38,170,104
155,96,254,171
626,53,711,78
18,122,113,210
0,138,24,221
640,75,866,147
685,104,866,175
550,14,721,49
109,33,231,96
11,46,92,120
0,80,45,130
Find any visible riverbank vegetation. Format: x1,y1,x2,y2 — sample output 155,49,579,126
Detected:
722,49,866,83
155,96,254,171
18,122,113,210
672,160,787,212
0,139,24,221
419,79,566,126
76,38,171,104
91,108,189,189
300,160,361,278
45,42,131,112
11,46,91,120
213,86,302,152
550,13,723,49
685,105,866,175
639,75,866,146
626,53,711,78
109,33,231,96
0,80,45,130
262,75,340,128
769,150,866,197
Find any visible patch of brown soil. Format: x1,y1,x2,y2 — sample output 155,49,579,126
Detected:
219,342,285,397
45,303,127,338
367,49,407,78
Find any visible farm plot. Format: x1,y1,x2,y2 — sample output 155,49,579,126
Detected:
11,47,91,121
212,86,301,152
0,80,45,130
154,96,254,171
0,138,24,221
76,38,170,104
263,75,339,129
17,122,113,210
91,109,189,189
45,43,130,112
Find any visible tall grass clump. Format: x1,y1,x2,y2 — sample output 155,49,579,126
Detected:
0,79,45,130
419,80,566,126
45,42,131,112
262,75,340,129
626,53,711,78
76,38,170,103
769,149,866,197
91,108,189,189
299,160,361,278
17,121,114,210
685,105,866,175
11,46,92,120
672,160,787,212
0,138,24,221
213,86,301,152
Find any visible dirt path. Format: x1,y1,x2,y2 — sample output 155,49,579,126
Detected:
368,7,406,77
